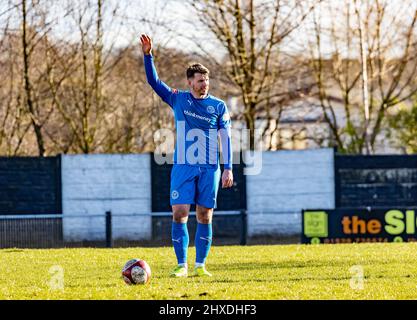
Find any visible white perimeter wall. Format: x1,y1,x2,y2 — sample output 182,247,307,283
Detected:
246,148,335,236
62,154,151,241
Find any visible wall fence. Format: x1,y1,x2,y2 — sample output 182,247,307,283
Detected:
1,149,415,247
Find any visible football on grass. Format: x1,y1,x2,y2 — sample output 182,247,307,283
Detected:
122,258,151,285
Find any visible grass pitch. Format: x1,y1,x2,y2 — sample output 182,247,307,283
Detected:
0,243,416,300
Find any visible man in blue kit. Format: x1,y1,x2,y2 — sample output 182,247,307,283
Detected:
140,34,233,277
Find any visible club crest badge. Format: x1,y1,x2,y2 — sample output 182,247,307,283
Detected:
171,190,179,200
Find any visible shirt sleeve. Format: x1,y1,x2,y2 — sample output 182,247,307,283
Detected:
218,102,232,129
218,103,233,170
143,54,177,108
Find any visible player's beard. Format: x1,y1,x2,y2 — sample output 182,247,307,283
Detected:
196,86,208,98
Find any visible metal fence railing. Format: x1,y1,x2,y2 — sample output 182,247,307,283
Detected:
0,210,249,249
0,214,63,248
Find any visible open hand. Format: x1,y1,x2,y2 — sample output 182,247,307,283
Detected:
140,34,152,55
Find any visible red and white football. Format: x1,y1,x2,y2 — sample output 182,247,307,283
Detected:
122,258,151,285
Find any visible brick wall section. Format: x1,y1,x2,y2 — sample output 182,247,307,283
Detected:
246,148,335,236
335,154,417,207
0,156,61,215
62,154,151,241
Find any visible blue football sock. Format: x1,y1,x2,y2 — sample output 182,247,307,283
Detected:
195,223,212,264
172,222,189,265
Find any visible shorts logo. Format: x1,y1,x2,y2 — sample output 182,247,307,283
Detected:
171,190,179,200
207,106,215,114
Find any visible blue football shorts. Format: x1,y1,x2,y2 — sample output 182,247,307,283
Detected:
170,164,221,209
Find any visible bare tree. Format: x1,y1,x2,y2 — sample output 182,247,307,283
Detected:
44,0,170,155
0,3,30,155
43,0,112,154
19,0,57,156
186,0,319,150
306,0,417,154
0,0,53,156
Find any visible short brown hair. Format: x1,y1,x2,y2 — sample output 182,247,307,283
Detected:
186,63,210,79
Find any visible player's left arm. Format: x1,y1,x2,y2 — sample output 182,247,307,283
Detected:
218,102,233,188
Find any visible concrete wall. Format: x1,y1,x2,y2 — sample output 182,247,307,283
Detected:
62,154,151,241
246,148,335,236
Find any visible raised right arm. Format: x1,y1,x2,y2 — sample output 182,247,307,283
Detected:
144,54,175,105
140,34,175,107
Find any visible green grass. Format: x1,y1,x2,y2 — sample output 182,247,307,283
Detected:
1,242,417,299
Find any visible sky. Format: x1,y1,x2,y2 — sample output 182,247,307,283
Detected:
0,0,206,51
1,0,416,60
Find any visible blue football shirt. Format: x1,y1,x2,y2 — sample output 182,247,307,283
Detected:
144,54,232,169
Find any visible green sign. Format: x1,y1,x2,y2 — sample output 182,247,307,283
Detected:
303,211,328,238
